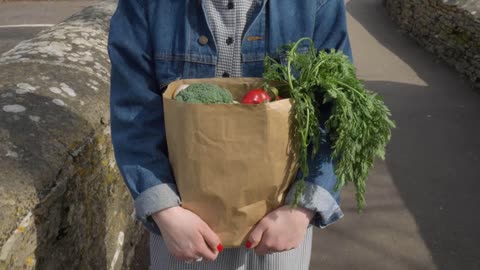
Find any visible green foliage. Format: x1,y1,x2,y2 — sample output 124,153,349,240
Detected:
263,38,396,211
175,83,234,104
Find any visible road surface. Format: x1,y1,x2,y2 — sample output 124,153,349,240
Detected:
0,1,99,54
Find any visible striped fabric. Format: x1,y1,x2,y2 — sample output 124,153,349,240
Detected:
149,226,313,270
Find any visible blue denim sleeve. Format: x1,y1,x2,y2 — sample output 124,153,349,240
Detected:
285,0,353,228
107,0,180,234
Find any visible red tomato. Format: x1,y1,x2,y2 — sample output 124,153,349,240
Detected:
241,89,271,104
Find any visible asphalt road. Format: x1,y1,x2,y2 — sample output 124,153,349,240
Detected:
0,1,99,54
0,28,40,55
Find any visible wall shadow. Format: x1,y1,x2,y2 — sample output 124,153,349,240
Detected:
0,91,107,269
364,80,480,270
128,229,150,270
346,1,480,269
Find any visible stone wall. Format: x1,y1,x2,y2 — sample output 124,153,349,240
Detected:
0,2,144,269
384,0,480,88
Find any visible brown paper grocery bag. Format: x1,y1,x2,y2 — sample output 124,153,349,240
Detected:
163,77,298,247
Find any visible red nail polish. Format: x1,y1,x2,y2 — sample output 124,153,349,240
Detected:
245,241,252,249
217,244,224,252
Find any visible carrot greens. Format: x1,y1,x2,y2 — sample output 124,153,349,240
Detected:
263,37,395,211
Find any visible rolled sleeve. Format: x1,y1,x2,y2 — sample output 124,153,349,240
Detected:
108,0,180,234
135,183,181,234
284,0,354,228
285,182,343,228
285,124,345,228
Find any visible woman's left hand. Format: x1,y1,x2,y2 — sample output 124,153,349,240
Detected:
246,206,315,255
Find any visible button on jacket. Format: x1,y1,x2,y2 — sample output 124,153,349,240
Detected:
108,0,353,235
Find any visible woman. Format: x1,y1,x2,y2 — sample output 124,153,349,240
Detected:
108,0,352,269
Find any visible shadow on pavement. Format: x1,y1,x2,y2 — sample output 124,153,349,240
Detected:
366,80,480,270
346,0,480,269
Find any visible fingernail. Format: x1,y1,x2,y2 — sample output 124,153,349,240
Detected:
217,244,224,252
245,241,252,249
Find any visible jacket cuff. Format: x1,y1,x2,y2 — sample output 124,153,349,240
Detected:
285,182,344,228
134,183,182,234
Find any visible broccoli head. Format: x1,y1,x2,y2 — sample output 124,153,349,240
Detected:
174,83,234,104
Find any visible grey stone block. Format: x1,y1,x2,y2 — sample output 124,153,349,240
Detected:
385,0,480,89
0,2,143,269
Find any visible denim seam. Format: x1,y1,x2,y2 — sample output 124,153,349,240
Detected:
316,0,329,12
154,53,217,65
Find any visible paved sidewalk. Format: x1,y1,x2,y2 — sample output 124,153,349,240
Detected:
309,1,480,270
0,0,99,54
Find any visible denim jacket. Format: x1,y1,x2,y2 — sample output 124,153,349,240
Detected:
108,0,353,235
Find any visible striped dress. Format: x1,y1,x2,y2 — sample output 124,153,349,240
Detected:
150,1,313,269
150,226,313,270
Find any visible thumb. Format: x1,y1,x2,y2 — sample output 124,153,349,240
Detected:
247,221,267,249
200,224,223,253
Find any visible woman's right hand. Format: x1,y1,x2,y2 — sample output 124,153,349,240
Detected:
151,206,223,262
